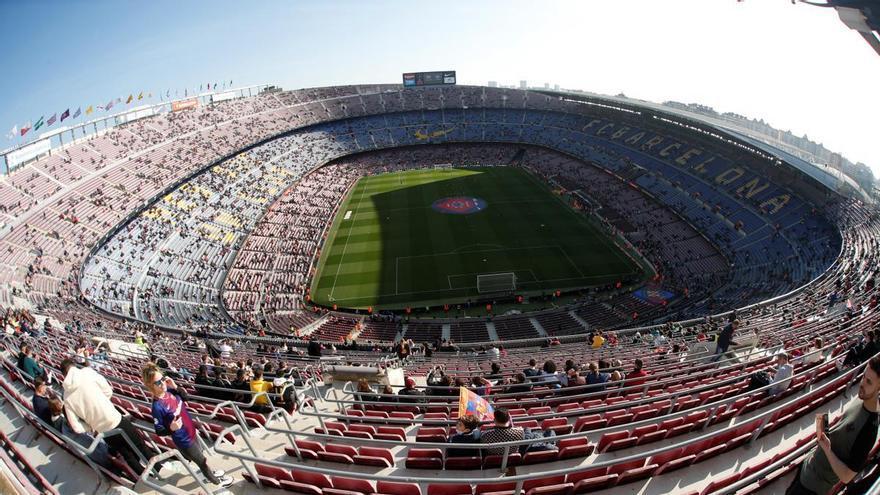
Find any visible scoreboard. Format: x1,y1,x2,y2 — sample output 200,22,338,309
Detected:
402,71,456,87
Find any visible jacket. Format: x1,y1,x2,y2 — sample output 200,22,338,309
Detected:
62,366,121,434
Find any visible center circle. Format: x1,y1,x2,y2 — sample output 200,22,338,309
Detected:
431,196,488,215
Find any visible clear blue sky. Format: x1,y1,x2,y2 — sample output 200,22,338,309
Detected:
1,0,878,175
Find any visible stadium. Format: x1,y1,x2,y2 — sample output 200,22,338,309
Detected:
2,3,880,495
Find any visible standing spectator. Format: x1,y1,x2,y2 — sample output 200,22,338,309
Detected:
591,331,606,349
396,340,411,360
787,356,880,495
47,398,113,470
60,359,160,477
141,364,233,488
713,320,740,361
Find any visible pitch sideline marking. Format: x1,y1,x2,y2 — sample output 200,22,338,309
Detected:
328,180,370,300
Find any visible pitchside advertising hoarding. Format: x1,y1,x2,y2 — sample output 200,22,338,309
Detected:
402,71,456,87
172,98,199,112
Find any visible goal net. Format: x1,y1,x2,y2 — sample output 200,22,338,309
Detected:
477,272,517,294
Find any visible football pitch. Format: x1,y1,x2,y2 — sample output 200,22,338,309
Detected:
310,166,645,310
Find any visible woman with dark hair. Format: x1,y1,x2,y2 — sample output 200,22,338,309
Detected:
447,415,482,457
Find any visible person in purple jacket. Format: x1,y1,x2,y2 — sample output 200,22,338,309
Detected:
141,363,233,488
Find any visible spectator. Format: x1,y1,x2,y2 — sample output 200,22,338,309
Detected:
397,377,425,404
523,359,540,378
470,376,492,396
395,340,411,360
487,345,501,360
480,408,524,456
713,319,740,361
16,344,45,382
787,356,880,495
47,397,113,470
231,368,250,403
486,362,503,383
585,362,610,391
31,376,53,424
749,353,793,396
60,358,160,477
591,330,606,349
804,338,825,366
540,360,565,388
219,339,233,359
447,414,482,457
249,369,273,413
566,369,586,389
141,364,233,488
355,379,379,404
307,338,322,357
626,358,649,388
212,368,233,401
505,373,532,394
194,365,213,398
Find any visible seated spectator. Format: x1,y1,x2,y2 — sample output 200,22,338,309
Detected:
31,376,53,424
249,369,273,413
485,362,504,383
17,344,45,382
523,359,540,378
212,368,233,401
231,368,250,403
566,369,586,389
749,352,793,396
397,377,425,403
447,415,482,457
804,337,825,365
505,373,532,394
470,376,492,396
540,360,566,388
480,408,524,456
486,345,500,360
194,365,213,398
355,379,379,404
626,358,649,388
585,362,610,391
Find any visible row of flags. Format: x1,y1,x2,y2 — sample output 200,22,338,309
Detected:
6,80,234,140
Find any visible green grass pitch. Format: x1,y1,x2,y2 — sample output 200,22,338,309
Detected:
310,166,643,310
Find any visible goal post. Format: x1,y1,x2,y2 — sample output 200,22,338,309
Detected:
477,272,517,293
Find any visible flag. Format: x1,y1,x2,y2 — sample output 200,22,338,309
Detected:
105,100,114,111
73,107,82,119
458,387,494,421
147,92,152,98
199,84,203,91
125,94,133,104
213,83,217,90
20,122,31,136
6,125,16,140
229,79,232,86
33,116,45,131
166,89,171,98
138,92,143,100
184,88,187,96
85,105,93,115
60,108,70,121
47,113,57,126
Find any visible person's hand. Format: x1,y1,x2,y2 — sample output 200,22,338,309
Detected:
817,428,831,453
170,417,183,431
164,377,176,390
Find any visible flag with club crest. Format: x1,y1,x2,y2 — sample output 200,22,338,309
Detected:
60,108,70,122
458,387,494,421
73,107,82,119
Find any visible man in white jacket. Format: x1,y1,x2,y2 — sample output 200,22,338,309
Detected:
61,358,159,477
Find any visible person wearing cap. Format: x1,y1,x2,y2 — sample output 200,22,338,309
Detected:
397,377,425,404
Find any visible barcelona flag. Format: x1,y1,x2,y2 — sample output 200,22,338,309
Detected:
458,387,494,421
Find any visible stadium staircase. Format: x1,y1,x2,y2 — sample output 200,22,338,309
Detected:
485,322,500,342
